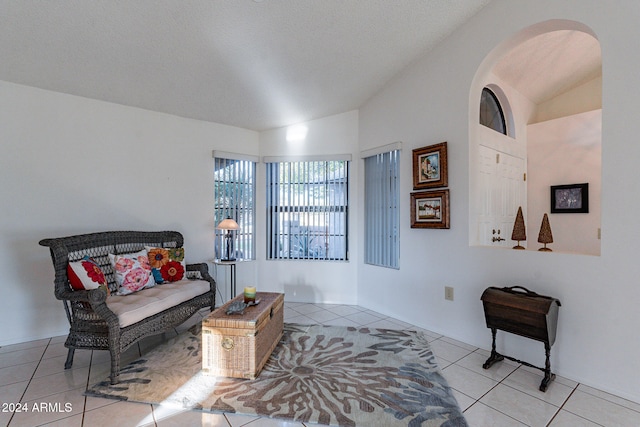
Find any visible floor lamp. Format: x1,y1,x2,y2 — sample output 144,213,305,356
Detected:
217,217,239,261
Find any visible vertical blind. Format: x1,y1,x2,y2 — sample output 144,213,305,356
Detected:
213,157,256,260
364,150,400,269
266,160,349,260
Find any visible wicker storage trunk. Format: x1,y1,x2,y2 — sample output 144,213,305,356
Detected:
202,292,284,379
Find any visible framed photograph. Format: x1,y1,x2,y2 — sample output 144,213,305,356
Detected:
413,142,448,190
550,183,589,213
410,189,450,229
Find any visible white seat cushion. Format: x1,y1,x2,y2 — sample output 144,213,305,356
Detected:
106,279,210,328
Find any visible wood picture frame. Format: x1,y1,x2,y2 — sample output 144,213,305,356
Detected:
410,189,450,229
550,183,589,213
412,142,448,190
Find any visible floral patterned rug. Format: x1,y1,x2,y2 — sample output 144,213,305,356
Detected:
86,323,468,426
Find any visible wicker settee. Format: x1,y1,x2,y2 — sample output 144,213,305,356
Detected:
39,230,215,384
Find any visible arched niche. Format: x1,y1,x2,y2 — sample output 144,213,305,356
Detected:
469,20,602,255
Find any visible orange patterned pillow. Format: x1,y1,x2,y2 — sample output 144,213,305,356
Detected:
146,246,186,283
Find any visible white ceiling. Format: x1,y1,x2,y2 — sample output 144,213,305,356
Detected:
0,1,601,132
493,30,601,104
0,0,492,131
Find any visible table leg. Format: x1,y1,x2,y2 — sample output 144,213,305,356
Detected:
539,343,556,392
230,263,236,297
483,328,504,369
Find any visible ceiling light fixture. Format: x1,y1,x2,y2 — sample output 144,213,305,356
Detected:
286,124,308,143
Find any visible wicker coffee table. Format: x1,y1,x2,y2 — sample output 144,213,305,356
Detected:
202,292,284,379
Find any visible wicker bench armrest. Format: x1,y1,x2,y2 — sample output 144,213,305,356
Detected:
186,262,212,280
55,287,107,304
55,286,118,321
187,263,216,296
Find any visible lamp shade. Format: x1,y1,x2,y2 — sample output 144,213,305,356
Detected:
216,218,239,230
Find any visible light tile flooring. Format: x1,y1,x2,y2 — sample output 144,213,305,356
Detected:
1,302,639,426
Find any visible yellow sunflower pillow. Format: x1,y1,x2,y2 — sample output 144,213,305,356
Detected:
145,246,186,283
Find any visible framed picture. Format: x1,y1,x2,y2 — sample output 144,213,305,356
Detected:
413,142,448,190
410,189,450,229
550,183,589,213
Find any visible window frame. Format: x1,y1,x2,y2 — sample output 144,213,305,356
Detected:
265,158,350,261
213,152,257,261
480,87,507,135
362,143,401,269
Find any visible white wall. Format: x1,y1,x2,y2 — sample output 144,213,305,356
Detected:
4,0,640,404
358,0,640,403
256,111,360,304
528,110,601,255
533,76,602,124
0,80,259,345
0,79,359,346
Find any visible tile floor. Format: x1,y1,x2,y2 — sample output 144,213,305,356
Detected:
1,302,639,426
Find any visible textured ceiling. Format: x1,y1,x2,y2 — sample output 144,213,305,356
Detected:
0,0,492,131
0,2,600,132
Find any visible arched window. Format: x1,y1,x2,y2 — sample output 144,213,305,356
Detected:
480,87,507,135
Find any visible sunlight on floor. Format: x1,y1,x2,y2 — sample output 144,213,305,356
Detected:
1,303,639,426
140,371,220,425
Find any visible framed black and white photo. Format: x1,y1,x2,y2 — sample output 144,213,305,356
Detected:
551,183,589,213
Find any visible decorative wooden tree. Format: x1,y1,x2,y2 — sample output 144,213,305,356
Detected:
538,213,553,251
511,206,526,250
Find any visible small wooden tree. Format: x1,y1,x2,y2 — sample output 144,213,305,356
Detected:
511,206,526,250
538,213,553,251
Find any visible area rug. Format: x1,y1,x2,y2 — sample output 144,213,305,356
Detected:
86,323,468,426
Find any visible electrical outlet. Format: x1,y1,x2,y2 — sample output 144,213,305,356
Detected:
445,286,454,301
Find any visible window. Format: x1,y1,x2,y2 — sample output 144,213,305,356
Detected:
480,87,507,135
213,154,256,260
364,149,400,269
266,159,349,260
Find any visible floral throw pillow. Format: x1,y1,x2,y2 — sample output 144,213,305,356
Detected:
67,256,110,296
146,246,186,283
108,249,156,295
